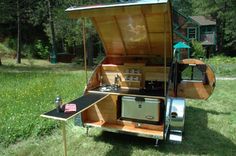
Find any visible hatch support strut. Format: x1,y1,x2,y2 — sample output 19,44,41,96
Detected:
83,18,88,84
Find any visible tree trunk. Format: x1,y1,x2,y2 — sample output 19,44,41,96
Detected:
16,0,21,64
47,0,56,63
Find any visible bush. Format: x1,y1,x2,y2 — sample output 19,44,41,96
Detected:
0,43,15,57
34,40,49,59
191,40,206,59
3,37,17,50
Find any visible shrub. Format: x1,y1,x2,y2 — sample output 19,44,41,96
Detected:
191,40,206,59
0,43,15,57
3,37,17,50
34,40,49,59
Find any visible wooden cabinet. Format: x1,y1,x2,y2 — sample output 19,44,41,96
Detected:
100,64,169,90
121,68,143,89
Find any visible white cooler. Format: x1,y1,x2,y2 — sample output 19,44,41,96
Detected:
121,96,160,122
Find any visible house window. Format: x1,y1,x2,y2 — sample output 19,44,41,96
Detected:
187,27,197,40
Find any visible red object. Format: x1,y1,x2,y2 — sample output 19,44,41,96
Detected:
64,104,77,113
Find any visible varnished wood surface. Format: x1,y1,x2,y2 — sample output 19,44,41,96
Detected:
100,64,170,87
84,121,164,139
82,95,118,123
88,88,165,99
66,2,172,58
168,59,216,100
41,93,108,121
116,120,163,131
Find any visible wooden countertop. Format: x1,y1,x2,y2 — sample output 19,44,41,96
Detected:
88,87,165,99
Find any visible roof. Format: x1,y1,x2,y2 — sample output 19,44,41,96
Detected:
66,0,173,58
190,16,216,26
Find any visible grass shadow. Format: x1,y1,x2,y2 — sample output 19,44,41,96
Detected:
93,106,235,155
93,131,158,156
0,63,89,73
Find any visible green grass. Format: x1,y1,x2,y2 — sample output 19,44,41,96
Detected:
0,58,85,72
0,80,236,156
206,55,236,77
0,43,14,57
0,58,235,155
0,59,88,146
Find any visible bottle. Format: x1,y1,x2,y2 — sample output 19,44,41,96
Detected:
55,96,63,112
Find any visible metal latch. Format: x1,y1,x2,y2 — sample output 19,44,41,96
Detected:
145,115,154,120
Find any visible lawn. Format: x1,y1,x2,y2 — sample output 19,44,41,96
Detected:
0,58,236,156
206,55,236,77
0,58,88,146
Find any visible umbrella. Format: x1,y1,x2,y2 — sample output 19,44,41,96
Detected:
174,42,190,49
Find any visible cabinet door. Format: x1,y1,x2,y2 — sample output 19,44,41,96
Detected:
175,59,216,100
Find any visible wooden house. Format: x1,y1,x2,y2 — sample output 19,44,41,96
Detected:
173,9,217,58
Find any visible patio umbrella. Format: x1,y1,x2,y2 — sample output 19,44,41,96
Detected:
173,42,190,61
174,42,190,49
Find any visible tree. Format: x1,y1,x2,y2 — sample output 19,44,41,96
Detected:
173,0,236,51
172,0,193,15
190,0,236,51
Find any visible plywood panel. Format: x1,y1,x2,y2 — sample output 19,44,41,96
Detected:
67,2,173,58
143,66,169,81
177,81,213,100
101,64,170,83
141,4,165,15
116,120,164,131
84,121,164,139
116,15,149,55
149,33,171,57
95,16,125,55
177,59,216,100
146,14,165,33
84,95,118,123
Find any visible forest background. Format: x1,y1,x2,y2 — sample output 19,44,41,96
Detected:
0,0,235,65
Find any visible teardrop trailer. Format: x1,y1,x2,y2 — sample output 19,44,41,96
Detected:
41,0,216,155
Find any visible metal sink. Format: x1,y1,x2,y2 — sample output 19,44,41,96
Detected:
99,85,119,92
99,85,113,92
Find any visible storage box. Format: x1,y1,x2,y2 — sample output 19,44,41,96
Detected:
121,96,160,122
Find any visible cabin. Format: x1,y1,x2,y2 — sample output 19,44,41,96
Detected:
173,9,217,58
41,1,216,155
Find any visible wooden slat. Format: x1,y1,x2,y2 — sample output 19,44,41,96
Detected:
114,16,127,55
67,3,172,58
84,121,164,139
141,8,152,53
91,17,109,55
83,95,117,123
116,120,164,131
163,8,167,96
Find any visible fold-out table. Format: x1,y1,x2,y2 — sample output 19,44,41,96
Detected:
41,93,109,156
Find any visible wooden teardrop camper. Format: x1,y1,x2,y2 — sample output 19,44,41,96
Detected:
41,0,216,151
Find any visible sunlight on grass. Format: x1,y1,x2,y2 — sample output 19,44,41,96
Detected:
1,80,235,156
0,58,85,72
0,67,88,146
